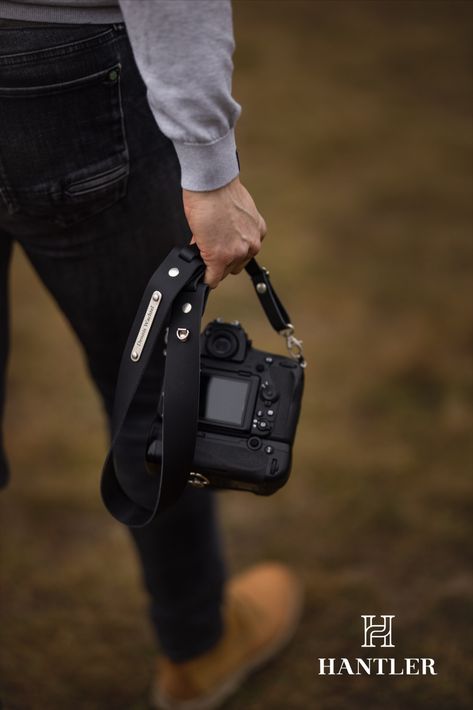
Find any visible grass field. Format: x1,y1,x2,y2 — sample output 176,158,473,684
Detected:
1,1,472,708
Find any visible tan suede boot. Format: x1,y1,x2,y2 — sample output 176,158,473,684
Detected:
151,563,303,710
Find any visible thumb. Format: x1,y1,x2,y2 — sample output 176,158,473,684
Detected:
204,263,225,289
189,235,225,288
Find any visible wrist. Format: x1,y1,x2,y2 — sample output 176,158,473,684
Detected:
183,175,240,199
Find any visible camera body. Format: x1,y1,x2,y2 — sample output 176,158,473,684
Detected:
146,319,304,495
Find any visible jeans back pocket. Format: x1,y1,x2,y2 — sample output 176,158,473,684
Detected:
0,61,129,227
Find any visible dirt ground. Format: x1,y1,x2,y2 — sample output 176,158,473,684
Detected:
1,1,472,709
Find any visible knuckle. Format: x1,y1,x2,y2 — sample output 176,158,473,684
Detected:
257,213,267,233
231,243,248,262
249,237,261,255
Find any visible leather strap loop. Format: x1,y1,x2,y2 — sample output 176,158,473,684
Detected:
245,260,292,332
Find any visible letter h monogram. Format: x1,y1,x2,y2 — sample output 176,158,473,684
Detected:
361,615,395,648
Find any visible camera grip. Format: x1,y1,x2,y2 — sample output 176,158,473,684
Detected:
147,431,292,496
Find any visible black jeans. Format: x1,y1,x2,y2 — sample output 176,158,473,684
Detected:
0,23,225,662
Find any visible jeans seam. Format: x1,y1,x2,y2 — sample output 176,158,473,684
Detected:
116,68,130,193
0,28,121,67
0,157,17,213
0,62,122,95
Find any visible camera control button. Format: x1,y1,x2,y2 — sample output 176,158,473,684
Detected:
257,420,268,431
266,409,275,418
265,445,274,454
248,437,261,450
257,409,264,418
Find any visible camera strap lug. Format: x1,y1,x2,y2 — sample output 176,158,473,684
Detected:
245,261,307,367
279,324,306,368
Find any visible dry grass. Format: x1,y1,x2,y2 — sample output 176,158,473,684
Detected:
1,2,472,708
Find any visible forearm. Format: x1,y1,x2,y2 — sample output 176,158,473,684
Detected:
118,0,241,191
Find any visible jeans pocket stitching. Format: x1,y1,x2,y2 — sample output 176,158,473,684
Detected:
0,62,122,96
0,28,116,66
65,163,129,197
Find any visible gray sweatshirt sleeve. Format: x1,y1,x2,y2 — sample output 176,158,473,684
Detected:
118,0,241,191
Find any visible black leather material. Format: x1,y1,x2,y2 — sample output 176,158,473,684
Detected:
158,283,208,510
245,259,292,332
101,245,294,527
101,245,206,526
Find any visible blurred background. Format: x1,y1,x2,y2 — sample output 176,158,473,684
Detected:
1,1,472,708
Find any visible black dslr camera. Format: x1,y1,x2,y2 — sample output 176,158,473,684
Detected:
146,319,304,495
101,245,305,526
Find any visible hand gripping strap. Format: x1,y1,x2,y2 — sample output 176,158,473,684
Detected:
101,245,295,527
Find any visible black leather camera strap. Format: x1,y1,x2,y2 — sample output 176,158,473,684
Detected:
245,259,292,333
101,244,296,526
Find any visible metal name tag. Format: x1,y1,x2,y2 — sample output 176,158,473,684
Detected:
130,291,162,362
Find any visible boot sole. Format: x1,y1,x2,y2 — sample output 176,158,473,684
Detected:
150,581,304,710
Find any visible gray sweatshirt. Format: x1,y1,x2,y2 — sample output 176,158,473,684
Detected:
0,0,242,191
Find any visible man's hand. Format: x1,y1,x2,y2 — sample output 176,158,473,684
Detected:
182,176,267,288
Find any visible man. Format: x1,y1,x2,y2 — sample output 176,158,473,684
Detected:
0,1,302,707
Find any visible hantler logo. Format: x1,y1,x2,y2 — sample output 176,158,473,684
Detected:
318,615,437,676
361,614,395,648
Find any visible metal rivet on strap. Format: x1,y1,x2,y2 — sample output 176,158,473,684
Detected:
152,291,160,301
182,303,192,313
168,267,180,278
131,350,139,361
176,328,190,342
256,282,267,294
188,472,210,488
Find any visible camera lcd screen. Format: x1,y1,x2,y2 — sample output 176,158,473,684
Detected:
200,375,250,427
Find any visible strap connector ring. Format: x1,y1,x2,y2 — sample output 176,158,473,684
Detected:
279,324,307,368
